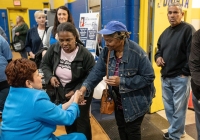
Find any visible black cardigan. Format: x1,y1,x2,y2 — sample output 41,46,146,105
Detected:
25,26,48,54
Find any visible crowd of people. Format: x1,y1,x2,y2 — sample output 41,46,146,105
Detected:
0,2,200,140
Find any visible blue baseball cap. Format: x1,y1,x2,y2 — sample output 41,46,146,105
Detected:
98,21,128,35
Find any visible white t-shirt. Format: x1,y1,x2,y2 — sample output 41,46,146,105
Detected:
37,29,46,46
55,46,79,87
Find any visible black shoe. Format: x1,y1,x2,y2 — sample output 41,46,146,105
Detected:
163,132,169,139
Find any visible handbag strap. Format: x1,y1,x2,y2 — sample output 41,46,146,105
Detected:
38,30,46,50
54,87,60,105
41,30,45,42
106,50,110,90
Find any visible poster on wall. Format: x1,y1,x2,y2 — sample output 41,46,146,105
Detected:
192,0,200,8
79,12,99,58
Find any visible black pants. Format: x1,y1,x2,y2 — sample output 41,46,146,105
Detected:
65,91,93,140
115,108,145,140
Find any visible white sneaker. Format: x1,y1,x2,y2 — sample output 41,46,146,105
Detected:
181,132,186,138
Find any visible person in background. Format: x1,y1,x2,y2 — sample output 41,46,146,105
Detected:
91,22,97,30
80,17,85,27
41,22,95,140
1,58,86,140
0,35,12,114
0,26,7,40
155,2,195,140
25,11,48,61
45,6,79,48
14,15,29,58
189,29,200,140
79,21,155,140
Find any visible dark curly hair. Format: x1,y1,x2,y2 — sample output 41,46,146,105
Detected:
52,6,75,38
5,58,37,87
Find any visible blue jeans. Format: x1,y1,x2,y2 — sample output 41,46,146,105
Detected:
161,76,190,140
0,87,9,111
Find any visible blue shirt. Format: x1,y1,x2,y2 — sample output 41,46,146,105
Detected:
0,35,12,82
50,33,58,45
1,87,80,140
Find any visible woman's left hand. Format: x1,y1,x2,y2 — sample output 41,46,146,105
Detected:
105,76,120,86
15,32,19,36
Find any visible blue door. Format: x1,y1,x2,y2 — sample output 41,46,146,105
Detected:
29,10,40,28
0,9,10,43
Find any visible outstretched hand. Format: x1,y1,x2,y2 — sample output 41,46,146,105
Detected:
74,90,86,105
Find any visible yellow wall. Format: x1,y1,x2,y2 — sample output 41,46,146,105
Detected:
191,9,200,19
54,0,65,9
139,0,148,52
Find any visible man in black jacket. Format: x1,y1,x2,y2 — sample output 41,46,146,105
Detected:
189,29,200,140
155,2,195,140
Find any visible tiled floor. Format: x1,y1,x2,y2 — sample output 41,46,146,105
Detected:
157,109,196,140
91,98,197,140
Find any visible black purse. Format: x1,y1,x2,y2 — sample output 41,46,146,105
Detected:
12,36,25,52
45,85,61,105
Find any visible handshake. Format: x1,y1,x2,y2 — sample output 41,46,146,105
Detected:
66,90,86,105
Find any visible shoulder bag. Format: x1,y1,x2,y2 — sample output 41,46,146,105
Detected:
12,36,25,52
100,50,115,114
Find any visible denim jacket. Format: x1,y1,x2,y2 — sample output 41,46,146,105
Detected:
82,39,155,122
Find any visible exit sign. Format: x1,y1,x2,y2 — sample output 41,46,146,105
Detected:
13,0,21,6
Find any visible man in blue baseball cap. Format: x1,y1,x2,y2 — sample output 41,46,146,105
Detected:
79,20,155,140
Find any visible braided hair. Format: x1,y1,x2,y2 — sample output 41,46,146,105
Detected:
108,31,131,40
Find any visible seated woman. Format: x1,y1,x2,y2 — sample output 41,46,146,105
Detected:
1,58,86,140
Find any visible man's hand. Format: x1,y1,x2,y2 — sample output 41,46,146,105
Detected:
50,77,60,87
156,57,165,67
105,76,120,86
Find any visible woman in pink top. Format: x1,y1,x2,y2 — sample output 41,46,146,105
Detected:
41,22,95,140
